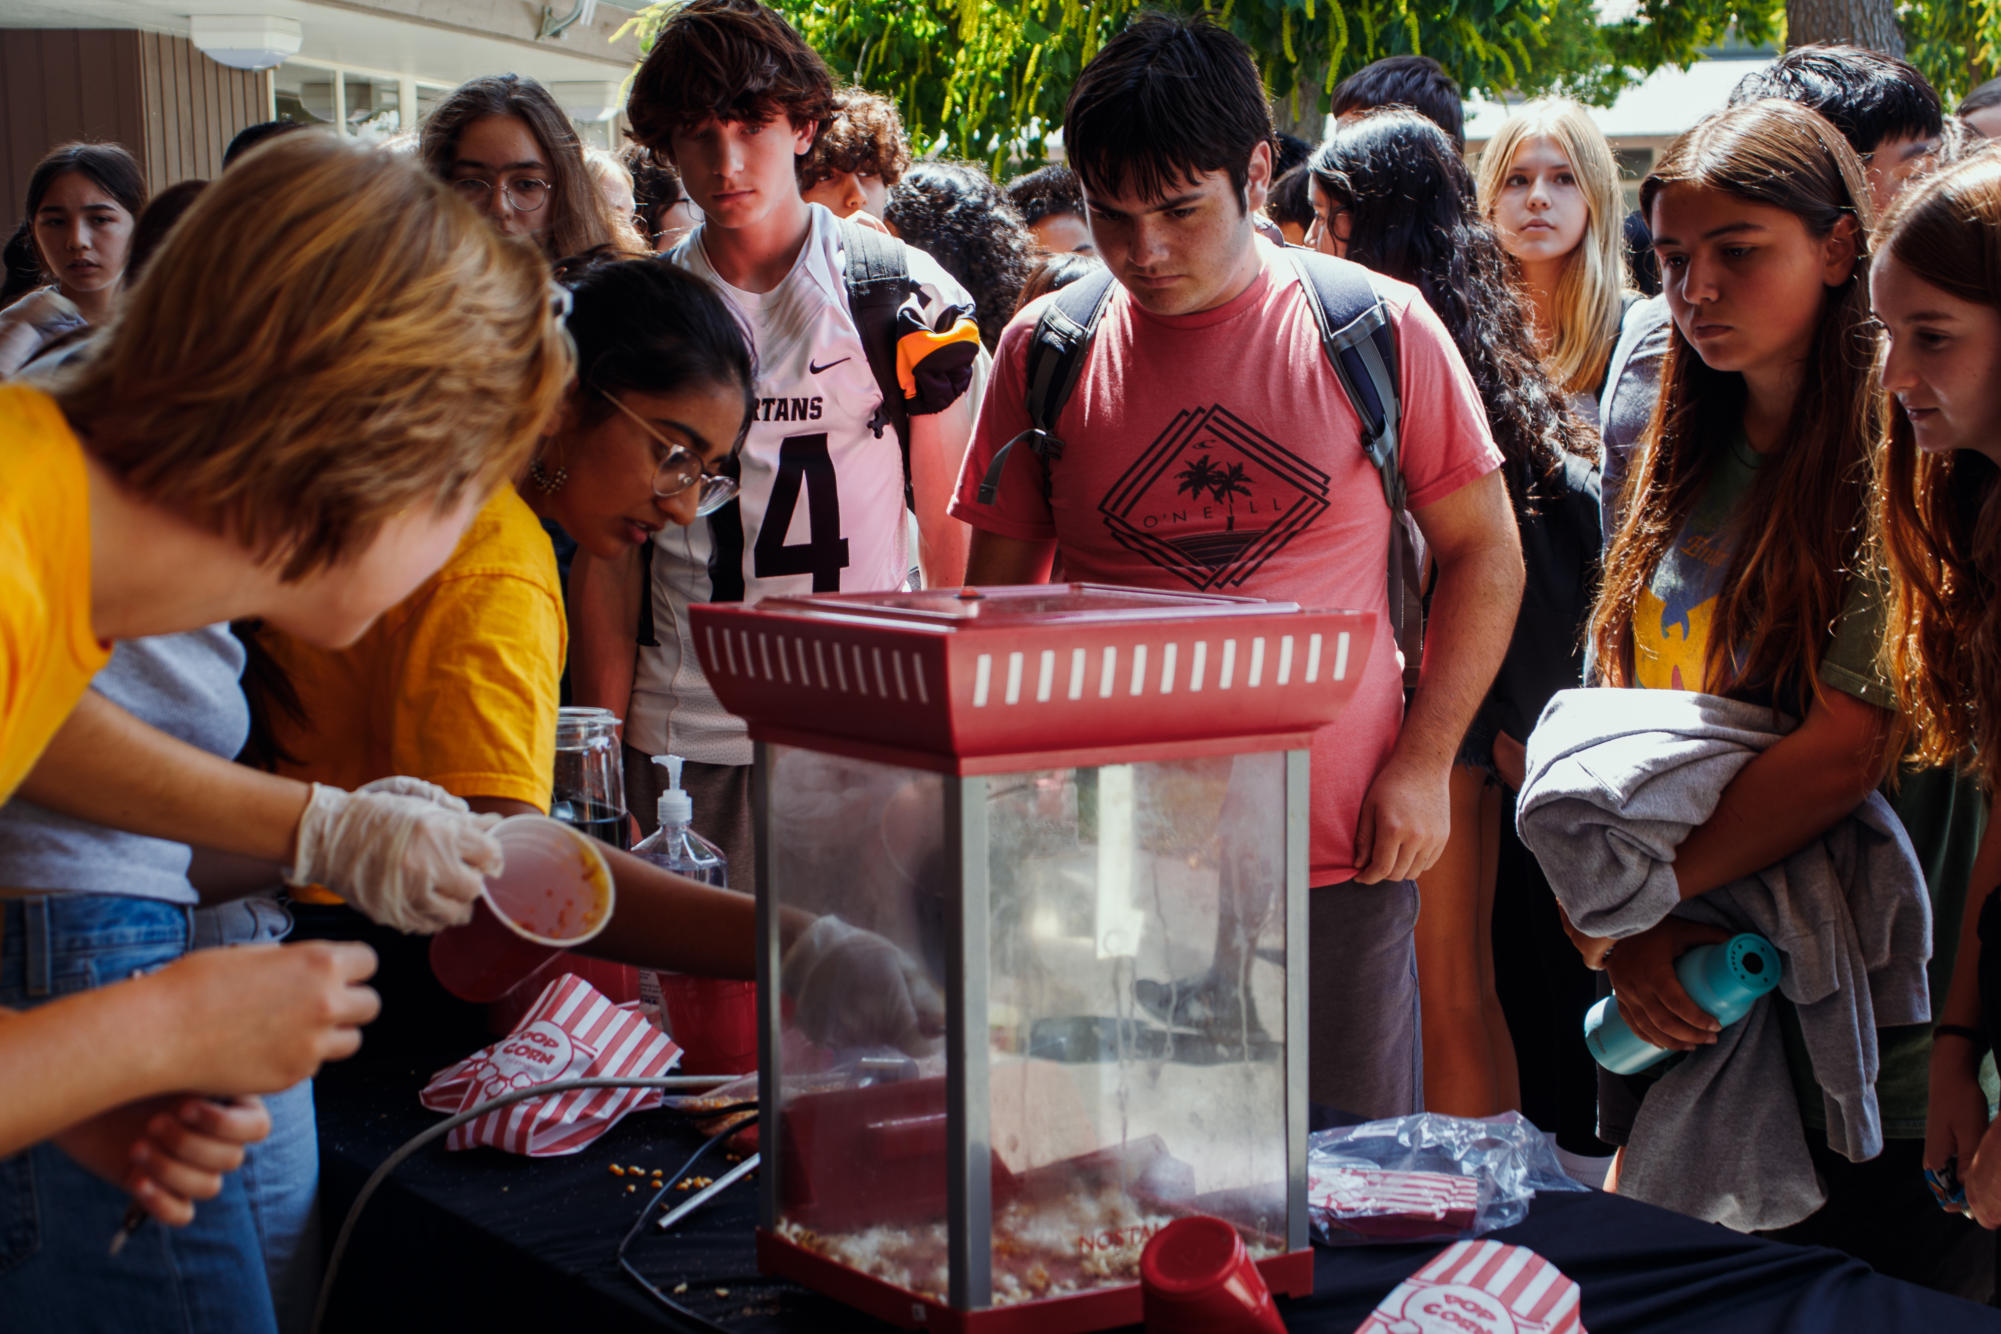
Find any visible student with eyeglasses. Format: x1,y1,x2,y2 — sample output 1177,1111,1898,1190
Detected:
418,73,619,262
255,254,752,874
253,252,930,1045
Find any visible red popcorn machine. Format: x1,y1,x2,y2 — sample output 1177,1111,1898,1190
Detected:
690,585,1374,1333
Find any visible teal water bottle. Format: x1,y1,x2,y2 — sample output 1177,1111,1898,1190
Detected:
1584,933,1780,1075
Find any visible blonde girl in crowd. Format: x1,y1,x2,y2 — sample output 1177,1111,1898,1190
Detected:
585,147,654,252
1874,151,2001,1233
0,131,572,1330
1586,99,1987,1296
1477,98,1631,423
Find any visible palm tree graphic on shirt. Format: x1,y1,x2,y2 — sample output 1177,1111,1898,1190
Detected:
1174,454,1254,532
1105,406,1330,592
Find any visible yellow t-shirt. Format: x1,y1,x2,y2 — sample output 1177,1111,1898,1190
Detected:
0,386,111,803
264,487,565,899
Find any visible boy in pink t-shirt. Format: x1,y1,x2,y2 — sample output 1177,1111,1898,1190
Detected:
953,16,1522,1118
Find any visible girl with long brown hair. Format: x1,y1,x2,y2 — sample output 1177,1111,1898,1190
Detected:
1582,99,1986,1291
1873,150,2001,1231
419,74,617,262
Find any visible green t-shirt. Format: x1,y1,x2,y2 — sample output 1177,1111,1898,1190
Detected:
1633,433,1995,1133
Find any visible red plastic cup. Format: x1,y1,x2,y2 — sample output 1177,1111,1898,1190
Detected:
1141,1216,1286,1334
656,975,759,1074
430,816,614,1004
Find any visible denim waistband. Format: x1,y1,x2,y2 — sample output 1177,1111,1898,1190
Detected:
0,895,194,1000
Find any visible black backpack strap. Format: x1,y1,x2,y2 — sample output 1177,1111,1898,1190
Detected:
1286,247,1425,687
974,266,1119,506
838,218,915,505
1286,248,1403,511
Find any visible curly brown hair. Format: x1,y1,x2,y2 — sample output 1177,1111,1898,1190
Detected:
626,0,835,153
798,86,911,189
1874,152,2001,788
884,162,1036,349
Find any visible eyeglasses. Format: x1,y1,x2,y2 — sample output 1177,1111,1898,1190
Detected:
450,176,552,213
599,389,739,515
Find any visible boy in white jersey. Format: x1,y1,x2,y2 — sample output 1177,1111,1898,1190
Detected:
571,0,980,881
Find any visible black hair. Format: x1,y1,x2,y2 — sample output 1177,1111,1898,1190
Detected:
1064,13,1273,208
1310,109,1589,505
24,142,147,280
883,161,1038,349
620,144,685,237
1273,131,1313,179
1,222,41,305
556,253,757,443
1622,207,1660,297
1960,75,2001,118
127,180,208,283
1330,55,1465,151
1728,43,1943,155
222,119,307,168
1015,251,1106,313
1006,164,1085,226
1267,163,1315,232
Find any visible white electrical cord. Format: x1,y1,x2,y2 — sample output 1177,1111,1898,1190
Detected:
310,1075,733,1334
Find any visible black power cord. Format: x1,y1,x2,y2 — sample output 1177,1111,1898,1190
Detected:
310,1075,737,1334
614,1111,760,1334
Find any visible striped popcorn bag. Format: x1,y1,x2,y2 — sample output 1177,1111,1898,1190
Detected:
1355,1240,1585,1334
421,973,682,1156
1310,1164,1483,1241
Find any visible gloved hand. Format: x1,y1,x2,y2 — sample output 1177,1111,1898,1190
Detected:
358,775,470,811
287,783,504,933
780,915,945,1056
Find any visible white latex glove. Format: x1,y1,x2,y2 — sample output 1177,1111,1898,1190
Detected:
287,783,504,934
357,775,470,811
780,915,945,1056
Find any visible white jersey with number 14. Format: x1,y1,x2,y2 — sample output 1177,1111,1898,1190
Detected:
627,203,978,765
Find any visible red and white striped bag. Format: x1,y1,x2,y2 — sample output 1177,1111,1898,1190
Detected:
1310,1164,1482,1240
1355,1240,1584,1334
420,973,682,1156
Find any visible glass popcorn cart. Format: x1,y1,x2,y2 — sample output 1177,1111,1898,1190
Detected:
690,586,1374,1333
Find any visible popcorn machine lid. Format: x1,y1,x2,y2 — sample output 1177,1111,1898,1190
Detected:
690,585,1375,772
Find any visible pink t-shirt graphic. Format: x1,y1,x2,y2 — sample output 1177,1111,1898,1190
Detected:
951,241,1502,881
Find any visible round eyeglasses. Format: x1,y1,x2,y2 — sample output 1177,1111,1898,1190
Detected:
599,390,739,516
450,176,552,213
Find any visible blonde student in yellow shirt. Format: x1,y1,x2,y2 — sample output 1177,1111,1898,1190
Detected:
0,133,571,1218
26,254,945,1059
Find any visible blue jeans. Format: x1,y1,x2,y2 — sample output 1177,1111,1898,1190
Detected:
0,894,279,1334
193,898,321,1334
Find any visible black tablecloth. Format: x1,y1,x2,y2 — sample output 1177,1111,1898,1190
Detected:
312,961,2001,1334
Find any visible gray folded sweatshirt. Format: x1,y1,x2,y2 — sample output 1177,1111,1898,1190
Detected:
1516,687,1932,1231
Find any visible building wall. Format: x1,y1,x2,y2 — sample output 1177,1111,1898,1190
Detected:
2,29,265,220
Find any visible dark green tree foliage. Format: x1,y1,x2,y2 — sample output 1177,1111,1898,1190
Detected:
617,1,1987,169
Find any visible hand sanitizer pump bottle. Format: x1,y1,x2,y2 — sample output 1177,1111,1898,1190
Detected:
630,755,729,1015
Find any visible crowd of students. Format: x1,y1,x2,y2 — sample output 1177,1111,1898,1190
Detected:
8,0,2001,1325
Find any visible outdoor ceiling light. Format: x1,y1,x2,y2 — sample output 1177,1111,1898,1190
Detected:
189,15,304,71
